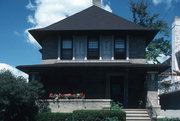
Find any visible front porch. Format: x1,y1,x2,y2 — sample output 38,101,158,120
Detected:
17,62,169,113
37,66,148,109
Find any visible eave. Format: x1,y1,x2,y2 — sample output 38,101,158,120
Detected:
17,62,169,74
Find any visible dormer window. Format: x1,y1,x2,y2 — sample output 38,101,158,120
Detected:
61,37,73,60
87,37,99,59
114,37,126,59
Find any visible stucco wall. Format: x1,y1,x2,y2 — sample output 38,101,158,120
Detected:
41,35,147,64
42,37,58,60
47,99,111,113
129,35,146,63
100,35,113,60
74,36,86,60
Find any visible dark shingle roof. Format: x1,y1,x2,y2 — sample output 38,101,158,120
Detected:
30,6,156,31
29,6,159,45
33,6,151,31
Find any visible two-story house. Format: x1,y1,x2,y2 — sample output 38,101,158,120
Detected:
17,0,169,118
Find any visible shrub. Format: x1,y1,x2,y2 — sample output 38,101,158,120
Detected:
0,70,44,121
158,118,180,121
36,112,72,121
73,110,126,121
110,101,123,110
36,110,126,121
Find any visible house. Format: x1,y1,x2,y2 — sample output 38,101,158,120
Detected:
17,0,169,119
158,17,180,118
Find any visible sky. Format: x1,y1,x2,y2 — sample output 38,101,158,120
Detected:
0,0,180,78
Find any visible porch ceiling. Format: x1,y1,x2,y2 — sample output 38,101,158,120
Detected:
16,62,169,74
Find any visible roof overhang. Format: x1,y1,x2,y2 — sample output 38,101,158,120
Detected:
17,62,169,74
29,29,159,47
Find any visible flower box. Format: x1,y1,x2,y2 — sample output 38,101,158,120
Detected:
49,93,85,100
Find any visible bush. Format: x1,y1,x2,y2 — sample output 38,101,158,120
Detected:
0,70,44,121
36,110,126,121
110,101,123,110
158,118,180,121
36,112,72,121
73,110,126,121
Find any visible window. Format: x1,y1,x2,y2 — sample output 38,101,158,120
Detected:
114,37,126,59
61,38,73,59
87,37,99,59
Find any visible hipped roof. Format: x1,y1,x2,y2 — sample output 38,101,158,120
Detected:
29,6,159,46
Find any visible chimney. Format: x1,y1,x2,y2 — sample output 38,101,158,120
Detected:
172,16,180,82
92,0,101,7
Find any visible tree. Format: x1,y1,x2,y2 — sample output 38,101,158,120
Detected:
129,0,171,63
0,70,44,121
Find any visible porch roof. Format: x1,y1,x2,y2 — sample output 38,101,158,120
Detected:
16,62,169,74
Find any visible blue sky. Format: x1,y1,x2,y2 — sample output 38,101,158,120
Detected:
0,0,180,76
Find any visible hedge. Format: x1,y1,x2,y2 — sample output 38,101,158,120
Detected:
158,118,180,121
36,112,72,121
36,110,126,121
73,110,126,121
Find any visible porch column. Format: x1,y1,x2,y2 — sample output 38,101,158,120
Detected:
124,70,129,108
146,71,161,117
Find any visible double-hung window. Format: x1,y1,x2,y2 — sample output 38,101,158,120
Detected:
114,37,126,59
87,37,99,59
61,38,73,59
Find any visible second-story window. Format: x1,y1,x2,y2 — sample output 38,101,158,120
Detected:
87,37,99,59
114,37,126,59
61,38,72,59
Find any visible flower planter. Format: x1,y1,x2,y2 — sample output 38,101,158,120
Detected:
46,99,111,112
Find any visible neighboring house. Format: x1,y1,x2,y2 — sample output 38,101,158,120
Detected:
158,17,180,118
17,0,169,119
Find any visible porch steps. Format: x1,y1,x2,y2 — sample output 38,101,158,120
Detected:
123,109,151,121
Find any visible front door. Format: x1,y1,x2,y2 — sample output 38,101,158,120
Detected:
110,76,124,103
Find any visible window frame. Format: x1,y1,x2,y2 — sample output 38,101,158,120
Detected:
114,36,126,60
87,36,100,59
61,36,73,60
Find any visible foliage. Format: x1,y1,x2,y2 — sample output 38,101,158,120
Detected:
158,118,180,121
36,100,50,113
0,70,44,121
110,101,123,110
73,110,126,121
36,112,72,121
36,110,126,121
129,0,171,63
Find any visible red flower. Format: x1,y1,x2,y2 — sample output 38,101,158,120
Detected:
49,93,54,98
60,94,64,97
80,93,85,96
65,93,72,96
